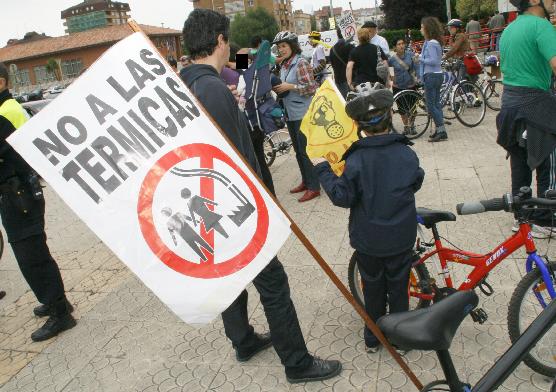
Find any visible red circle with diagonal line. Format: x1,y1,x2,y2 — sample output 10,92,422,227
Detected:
137,143,269,279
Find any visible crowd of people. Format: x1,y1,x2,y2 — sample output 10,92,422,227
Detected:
0,0,555,386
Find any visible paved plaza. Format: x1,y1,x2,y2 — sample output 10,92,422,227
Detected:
1,110,555,391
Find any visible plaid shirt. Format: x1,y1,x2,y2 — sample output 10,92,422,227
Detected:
282,56,317,96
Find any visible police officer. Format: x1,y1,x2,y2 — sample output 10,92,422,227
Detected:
0,63,76,341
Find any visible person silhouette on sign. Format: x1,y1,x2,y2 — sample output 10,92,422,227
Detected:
161,207,214,262
181,187,229,239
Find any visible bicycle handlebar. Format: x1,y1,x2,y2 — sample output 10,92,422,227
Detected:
457,198,506,215
456,188,556,216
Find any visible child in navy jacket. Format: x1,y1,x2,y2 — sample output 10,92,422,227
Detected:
313,83,425,352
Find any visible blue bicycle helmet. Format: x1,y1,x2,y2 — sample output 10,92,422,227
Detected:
485,55,498,66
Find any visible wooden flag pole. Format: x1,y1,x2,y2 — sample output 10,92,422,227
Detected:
127,20,423,391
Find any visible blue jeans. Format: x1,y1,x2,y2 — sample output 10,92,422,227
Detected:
423,73,444,129
286,120,320,191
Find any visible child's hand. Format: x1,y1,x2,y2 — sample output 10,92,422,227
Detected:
311,157,327,165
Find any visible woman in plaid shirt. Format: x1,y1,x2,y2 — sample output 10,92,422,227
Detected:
272,31,320,203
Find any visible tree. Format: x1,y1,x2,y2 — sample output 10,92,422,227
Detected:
46,58,61,81
230,8,279,48
320,17,330,31
455,0,497,20
382,0,447,29
310,15,317,31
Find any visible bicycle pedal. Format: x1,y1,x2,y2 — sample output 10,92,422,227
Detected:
470,308,488,324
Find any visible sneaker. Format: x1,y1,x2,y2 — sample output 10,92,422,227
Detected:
0,290,5,300
408,126,417,135
365,344,381,354
285,356,342,384
511,220,519,232
234,332,273,362
429,132,448,143
34,300,75,318
531,224,553,239
31,314,77,342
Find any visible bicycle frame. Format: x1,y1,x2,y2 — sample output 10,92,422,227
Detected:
414,223,556,302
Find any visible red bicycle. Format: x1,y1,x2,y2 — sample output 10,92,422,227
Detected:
348,187,556,376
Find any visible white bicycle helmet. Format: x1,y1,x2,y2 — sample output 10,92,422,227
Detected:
272,31,298,45
447,19,463,28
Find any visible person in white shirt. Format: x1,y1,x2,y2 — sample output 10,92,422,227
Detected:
308,31,327,84
363,21,390,54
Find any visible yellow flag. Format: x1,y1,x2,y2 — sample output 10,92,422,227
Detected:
301,79,358,175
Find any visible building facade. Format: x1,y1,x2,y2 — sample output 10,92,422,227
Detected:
352,7,384,26
0,24,181,92
293,10,311,35
192,0,293,30
313,6,342,31
61,0,131,34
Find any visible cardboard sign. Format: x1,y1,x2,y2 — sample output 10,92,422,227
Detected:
8,32,291,324
337,11,358,41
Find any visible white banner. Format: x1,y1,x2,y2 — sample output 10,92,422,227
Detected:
336,10,357,41
8,32,292,325
299,30,338,59
498,0,517,12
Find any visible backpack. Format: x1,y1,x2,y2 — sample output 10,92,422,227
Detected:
463,53,483,75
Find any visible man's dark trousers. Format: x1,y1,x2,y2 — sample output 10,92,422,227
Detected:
355,249,413,348
221,257,313,370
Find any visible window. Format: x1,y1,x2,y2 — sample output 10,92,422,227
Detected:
248,0,254,6
61,59,83,79
9,69,30,88
34,66,56,84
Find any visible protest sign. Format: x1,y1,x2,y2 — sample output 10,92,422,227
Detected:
299,30,338,59
336,11,358,41
300,79,358,175
8,32,291,324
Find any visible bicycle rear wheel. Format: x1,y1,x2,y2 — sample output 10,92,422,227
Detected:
263,136,275,167
452,81,486,127
484,80,503,111
347,252,432,310
507,261,556,377
391,90,431,140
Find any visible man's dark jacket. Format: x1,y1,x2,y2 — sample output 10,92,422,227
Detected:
0,89,44,242
180,64,261,175
315,133,425,257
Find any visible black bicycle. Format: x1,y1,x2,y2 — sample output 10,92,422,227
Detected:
378,290,556,391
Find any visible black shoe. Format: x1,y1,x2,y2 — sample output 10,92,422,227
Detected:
31,314,77,342
285,356,342,384
235,332,273,362
34,300,74,317
0,290,5,300
429,132,448,142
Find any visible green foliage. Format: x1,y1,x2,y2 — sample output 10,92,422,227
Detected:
455,0,497,20
45,58,61,81
230,8,279,48
382,0,448,29
321,18,330,31
380,29,424,49
310,15,317,31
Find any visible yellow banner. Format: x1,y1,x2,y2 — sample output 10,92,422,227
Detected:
301,79,358,175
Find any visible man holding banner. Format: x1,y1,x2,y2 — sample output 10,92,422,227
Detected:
0,63,75,341
180,9,341,383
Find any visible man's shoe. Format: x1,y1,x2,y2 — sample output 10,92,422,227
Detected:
0,290,5,300
531,224,553,239
429,132,448,143
235,332,273,362
298,190,320,202
290,183,307,194
365,344,380,354
34,300,75,318
286,356,342,384
31,314,77,342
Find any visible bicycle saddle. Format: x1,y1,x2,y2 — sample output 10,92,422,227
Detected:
417,207,456,227
377,291,478,351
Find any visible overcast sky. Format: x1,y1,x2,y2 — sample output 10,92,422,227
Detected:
2,0,382,46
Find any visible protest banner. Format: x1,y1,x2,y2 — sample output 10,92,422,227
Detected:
336,10,358,41
300,80,358,175
299,30,338,59
7,32,291,325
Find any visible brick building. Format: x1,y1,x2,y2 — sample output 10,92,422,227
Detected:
61,0,131,34
191,0,293,30
0,24,182,92
293,10,312,35
313,6,342,31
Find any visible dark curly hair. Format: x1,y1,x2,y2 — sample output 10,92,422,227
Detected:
183,9,230,60
421,16,445,47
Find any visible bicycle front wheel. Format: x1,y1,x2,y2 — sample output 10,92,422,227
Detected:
391,90,431,140
484,80,503,111
507,261,556,377
347,252,432,310
263,136,275,167
452,81,486,127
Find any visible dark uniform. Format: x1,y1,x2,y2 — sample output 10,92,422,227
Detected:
0,88,74,341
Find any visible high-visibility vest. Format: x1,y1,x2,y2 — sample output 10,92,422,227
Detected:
0,98,29,130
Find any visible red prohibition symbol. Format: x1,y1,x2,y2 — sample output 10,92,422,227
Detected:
138,143,269,279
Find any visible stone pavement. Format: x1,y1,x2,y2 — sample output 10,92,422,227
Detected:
1,110,555,391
